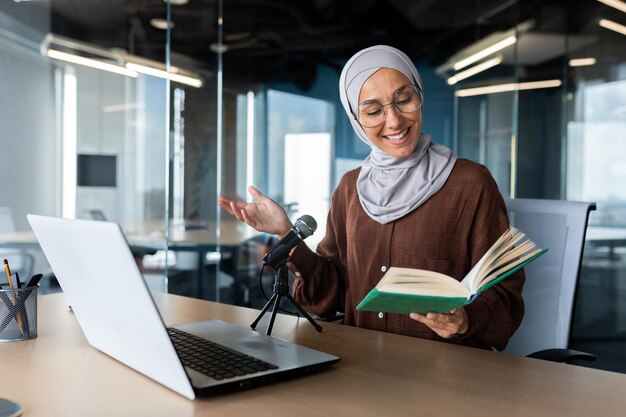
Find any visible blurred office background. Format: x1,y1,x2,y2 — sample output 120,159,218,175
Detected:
1,0,625,372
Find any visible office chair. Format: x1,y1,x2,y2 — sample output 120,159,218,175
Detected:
229,234,278,307
503,198,596,363
0,207,34,279
85,209,159,270
88,209,107,221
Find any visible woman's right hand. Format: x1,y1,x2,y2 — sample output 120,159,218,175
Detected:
218,186,293,236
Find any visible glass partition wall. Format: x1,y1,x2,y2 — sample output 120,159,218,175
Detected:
213,0,339,309
564,0,626,373
0,1,56,291
450,0,626,372
0,0,171,293
1,0,625,372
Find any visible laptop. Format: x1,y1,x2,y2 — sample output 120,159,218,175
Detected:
27,214,339,399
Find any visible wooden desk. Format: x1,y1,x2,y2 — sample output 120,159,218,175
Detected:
586,226,626,258
2,294,626,416
0,219,257,249
0,221,259,297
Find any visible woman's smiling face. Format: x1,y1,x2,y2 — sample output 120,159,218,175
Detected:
358,68,423,158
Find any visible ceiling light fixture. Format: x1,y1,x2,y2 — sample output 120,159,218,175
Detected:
164,0,189,5
150,18,174,30
47,49,138,77
569,57,597,67
447,56,503,85
103,102,145,113
455,79,562,97
453,36,517,71
125,63,203,88
597,0,626,14
599,18,626,36
42,34,204,88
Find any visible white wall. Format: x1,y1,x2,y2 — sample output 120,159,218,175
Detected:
0,8,56,231
71,67,167,223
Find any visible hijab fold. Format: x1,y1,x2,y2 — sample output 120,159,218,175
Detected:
339,45,457,224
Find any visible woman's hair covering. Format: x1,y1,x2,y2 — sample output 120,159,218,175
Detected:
338,45,457,224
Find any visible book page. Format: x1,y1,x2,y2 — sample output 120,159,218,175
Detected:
460,228,517,290
377,282,470,299
479,241,536,278
476,248,543,288
377,267,454,286
472,228,527,282
376,267,469,299
462,228,540,294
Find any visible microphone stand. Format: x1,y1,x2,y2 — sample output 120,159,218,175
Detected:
250,259,322,336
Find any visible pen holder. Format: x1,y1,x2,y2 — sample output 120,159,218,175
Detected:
0,286,37,342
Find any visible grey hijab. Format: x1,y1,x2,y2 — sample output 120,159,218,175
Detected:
339,45,457,224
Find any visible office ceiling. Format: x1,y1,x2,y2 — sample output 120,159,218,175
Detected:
39,0,607,89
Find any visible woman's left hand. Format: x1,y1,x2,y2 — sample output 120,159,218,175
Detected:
409,308,469,339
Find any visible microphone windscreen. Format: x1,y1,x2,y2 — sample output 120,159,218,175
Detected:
294,215,317,238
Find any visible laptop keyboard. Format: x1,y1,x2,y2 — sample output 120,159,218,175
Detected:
167,327,279,380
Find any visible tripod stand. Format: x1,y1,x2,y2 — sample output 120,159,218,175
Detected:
250,260,322,336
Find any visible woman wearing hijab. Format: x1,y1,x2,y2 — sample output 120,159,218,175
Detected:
219,45,524,351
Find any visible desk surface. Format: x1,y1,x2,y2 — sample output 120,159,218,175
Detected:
587,226,626,246
0,219,257,249
3,293,626,417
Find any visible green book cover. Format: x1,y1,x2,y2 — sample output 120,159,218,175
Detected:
356,248,547,315
357,290,467,314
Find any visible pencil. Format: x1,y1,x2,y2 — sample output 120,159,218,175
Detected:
3,259,13,289
4,259,24,335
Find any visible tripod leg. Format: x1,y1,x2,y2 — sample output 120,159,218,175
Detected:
285,293,323,332
266,294,283,336
250,293,278,330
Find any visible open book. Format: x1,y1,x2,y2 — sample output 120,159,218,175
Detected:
356,227,547,314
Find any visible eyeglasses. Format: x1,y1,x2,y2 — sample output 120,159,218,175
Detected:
357,84,423,128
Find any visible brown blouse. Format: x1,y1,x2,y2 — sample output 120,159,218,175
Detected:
289,158,524,351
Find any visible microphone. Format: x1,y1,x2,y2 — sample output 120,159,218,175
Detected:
262,215,317,268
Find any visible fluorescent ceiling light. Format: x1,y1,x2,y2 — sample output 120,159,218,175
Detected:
43,34,204,88
599,18,626,36
103,102,145,113
447,56,502,85
164,0,189,4
125,62,203,88
150,18,174,30
47,49,138,77
569,57,597,67
597,0,626,14
62,70,77,219
246,91,255,202
455,79,562,97
453,36,517,71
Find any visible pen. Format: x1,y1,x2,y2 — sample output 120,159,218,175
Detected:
13,272,30,335
0,287,31,335
13,272,21,288
3,259,25,335
27,274,43,288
